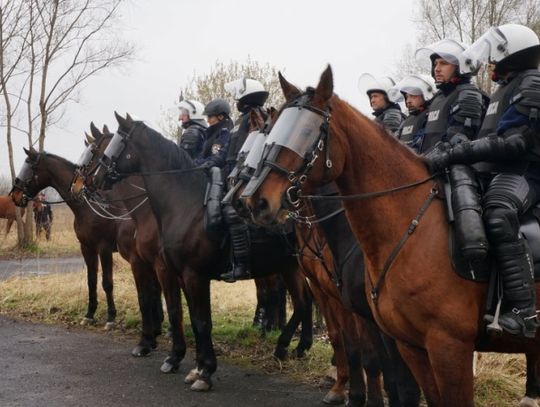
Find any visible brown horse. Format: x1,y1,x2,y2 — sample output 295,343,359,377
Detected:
11,147,164,356
0,195,24,235
242,66,540,407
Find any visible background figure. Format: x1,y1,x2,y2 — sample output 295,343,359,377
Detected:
33,192,53,240
177,96,208,159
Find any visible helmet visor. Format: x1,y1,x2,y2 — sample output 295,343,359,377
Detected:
224,78,246,100
462,27,508,67
244,132,267,169
415,39,465,71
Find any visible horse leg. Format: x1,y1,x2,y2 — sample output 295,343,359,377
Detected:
158,268,186,374
521,352,540,407
80,245,98,325
396,341,440,406
130,259,160,357
280,266,313,359
426,335,475,407
6,218,13,235
99,250,117,329
380,333,421,407
183,269,216,391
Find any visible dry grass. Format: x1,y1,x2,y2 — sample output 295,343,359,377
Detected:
0,258,532,406
0,205,80,258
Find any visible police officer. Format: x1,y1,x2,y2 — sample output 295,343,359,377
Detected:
224,78,269,171
194,99,232,168
177,97,207,159
390,74,436,153
427,24,540,338
415,39,486,154
358,73,405,136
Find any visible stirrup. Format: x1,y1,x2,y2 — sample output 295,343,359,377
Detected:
484,297,503,336
498,308,539,339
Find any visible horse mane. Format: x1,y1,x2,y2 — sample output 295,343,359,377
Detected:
41,151,77,169
329,95,428,168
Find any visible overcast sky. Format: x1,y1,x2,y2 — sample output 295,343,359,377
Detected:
1,0,418,177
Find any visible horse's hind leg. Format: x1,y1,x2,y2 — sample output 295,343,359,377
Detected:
99,250,117,329
6,218,13,235
80,244,99,325
183,269,216,391
521,352,540,407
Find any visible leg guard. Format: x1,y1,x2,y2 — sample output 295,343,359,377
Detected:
203,167,224,240
494,240,539,338
449,164,489,261
220,203,251,283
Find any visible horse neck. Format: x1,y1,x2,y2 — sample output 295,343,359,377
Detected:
40,155,82,214
115,177,152,222
331,104,439,263
129,129,206,221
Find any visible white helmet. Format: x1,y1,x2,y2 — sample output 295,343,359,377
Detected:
358,73,396,98
415,39,474,76
224,77,269,106
388,74,436,103
462,24,540,76
178,99,205,121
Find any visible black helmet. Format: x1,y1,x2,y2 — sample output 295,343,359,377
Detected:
203,98,231,116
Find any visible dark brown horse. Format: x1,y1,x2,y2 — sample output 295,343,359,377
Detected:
85,115,313,391
0,195,24,235
242,66,540,407
10,147,164,356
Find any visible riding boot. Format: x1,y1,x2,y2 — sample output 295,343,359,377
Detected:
220,204,251,283
495,240,539,338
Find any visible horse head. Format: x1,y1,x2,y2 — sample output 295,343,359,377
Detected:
240,66,345,225
10,147,44,207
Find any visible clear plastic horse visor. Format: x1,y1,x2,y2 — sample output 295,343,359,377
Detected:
77,144,94,167
264,107,324,158
16,161,33,182
239,130,260,155
103,132,125,160
244,132,267,169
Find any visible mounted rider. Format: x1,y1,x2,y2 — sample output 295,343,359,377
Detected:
389,74,436,153
415,39,486,154
427,24,540,338
177,96,208,159
218,78,270,283
358,73,405,136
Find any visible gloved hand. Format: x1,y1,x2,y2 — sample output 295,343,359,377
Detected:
448,132,469,146
425,141,451,173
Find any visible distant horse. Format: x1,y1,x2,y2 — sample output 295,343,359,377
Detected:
0,195,24,235
242,66,540,407
11,147,164,356
86,115,313,391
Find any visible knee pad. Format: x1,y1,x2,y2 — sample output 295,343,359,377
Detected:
483,207,520,243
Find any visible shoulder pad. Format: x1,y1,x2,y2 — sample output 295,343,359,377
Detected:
181,126,201,143
450,88,483,125
382,109,404,133
512,72,540,117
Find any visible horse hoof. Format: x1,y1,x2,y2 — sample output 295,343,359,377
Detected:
322,390,346,405
104,322,116,331
131,345,151,357
80,317,95,326
191,378,212,392
160,359,179,374
184,368,202,384
519,397,539,407
290,348,306,359
273,348,288,361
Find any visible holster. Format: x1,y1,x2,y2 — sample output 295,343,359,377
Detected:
449,164,489,261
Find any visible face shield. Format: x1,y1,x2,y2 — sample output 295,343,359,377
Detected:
388,74,435,102
77,144,95,167
15,160,33,184
263,107,324,159
415,39,468,74
103,131,126,162
462,27,508,72
224,78,247,100
358,73,395,97
244,132,267,169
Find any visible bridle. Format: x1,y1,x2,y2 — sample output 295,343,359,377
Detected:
10,155,42,205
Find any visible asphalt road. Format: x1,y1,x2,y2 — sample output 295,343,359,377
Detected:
0,257,85,281
0,317,324,407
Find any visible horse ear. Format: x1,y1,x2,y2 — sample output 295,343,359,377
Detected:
269,106,277,120
278,72,301,102
85,131,95,145
126,113,134,125
315,65,334,101
90,122,102,139
102,124,110,134
23,147,30,156
115,111,129,129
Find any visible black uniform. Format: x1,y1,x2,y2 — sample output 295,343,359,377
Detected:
397,107,429,153
178,120,207,159
427,70,540,338
373,103,406,136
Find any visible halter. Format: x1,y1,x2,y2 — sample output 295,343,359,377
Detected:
241,91,332,206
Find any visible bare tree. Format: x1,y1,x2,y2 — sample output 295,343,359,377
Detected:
396,0,540,93
180,57,285,119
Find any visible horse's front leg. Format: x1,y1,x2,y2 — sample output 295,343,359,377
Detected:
183,268,215,392
522,352,540,407
99,250,117,330
80,244,99,325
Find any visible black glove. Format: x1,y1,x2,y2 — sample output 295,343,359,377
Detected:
425,141,451,172
448,132,470,146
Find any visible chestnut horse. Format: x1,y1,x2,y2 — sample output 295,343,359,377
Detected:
242,66,540,407
0,195,24,235
86,115,313,391
11,147,164,356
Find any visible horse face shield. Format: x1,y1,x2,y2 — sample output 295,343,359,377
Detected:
94,130,128,188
